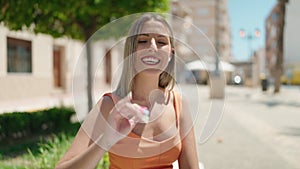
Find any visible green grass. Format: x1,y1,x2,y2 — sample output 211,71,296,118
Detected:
0,133,109,169
0,133,75,169
0,156,30,169
0,163,27,169
25,133,73,169
0,122,109,169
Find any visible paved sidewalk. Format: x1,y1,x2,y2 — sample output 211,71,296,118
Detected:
0,93,73,114
226,85,300,104
0,85,112,114
198,85,300,169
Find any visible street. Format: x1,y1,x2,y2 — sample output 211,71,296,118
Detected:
180,84,300,169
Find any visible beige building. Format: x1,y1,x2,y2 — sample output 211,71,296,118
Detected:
173,0,232,62
283,0,300,85
0,25,121,105
0,25,80,101
284,0,300,64
171,0,232,85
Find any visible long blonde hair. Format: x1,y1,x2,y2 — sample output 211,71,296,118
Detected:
114,13,176,98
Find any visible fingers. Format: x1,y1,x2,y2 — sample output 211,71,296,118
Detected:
116,92,132,105
114,94,132,112
114,95,147,123
119,102,144,122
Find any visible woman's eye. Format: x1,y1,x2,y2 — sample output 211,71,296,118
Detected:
138,40,147,43
158,41,167,45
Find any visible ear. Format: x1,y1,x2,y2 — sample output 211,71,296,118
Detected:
171,48,175,55
169,48,175,62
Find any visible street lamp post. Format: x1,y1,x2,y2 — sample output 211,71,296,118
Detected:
210,0,225,99
239,29,261,87
239,29,261,59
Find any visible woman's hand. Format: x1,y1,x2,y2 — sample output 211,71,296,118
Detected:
98,95,144,150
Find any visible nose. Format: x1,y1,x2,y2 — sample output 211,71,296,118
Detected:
149,38,157,52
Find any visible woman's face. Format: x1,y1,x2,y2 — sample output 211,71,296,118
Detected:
134,20,172,75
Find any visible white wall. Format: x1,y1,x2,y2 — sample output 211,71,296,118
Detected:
32,34,53,78
0,25,84,101
91,39,123,101
0,24,125,104
0,26,53,100
285,0,300,63
0,26,8,76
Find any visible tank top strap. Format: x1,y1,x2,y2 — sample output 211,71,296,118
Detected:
172,91,182,128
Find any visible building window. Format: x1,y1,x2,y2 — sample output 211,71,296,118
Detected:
7,37,32,73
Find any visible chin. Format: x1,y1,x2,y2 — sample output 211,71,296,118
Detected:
139,68,163,76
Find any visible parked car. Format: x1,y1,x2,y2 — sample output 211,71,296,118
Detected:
232,74,243,85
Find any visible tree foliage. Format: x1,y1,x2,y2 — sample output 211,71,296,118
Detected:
0,0,170,40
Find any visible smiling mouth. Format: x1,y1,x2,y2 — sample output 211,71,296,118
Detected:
141,56,160,65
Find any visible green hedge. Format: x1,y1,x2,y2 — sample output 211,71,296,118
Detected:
0,107,75,142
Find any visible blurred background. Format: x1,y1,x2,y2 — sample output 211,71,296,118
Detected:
0,0,299,168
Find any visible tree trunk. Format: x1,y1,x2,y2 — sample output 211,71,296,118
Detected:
274,0,287,93
274,68,282,93
86,40,93,111
84,24,96,112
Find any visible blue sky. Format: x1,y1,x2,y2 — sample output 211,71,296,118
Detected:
228,0,277,61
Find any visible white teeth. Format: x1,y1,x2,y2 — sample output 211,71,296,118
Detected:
142,57,160,64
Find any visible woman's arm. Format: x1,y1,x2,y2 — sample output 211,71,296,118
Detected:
55,95,144,169
55,127,108,169
178,96,200,169
55,96,114,169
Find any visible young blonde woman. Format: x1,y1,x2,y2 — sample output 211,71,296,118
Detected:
55,13,199,169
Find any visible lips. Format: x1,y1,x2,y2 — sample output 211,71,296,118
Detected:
141,56,160,65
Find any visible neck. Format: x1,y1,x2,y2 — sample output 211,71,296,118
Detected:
132,72,163,105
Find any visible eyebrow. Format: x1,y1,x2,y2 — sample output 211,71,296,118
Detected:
138,34,168,38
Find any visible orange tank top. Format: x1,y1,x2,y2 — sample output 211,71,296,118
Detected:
103,91,182,169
